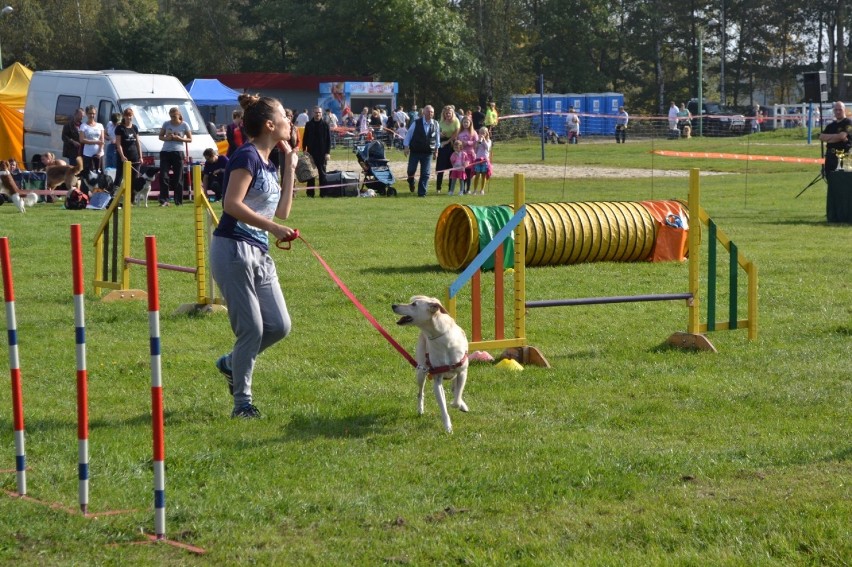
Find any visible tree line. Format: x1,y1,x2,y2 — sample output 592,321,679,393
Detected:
3,0,848,114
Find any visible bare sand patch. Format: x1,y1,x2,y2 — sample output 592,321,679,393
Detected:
326,159,720,181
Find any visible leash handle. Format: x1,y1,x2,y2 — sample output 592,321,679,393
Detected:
275,228,300,250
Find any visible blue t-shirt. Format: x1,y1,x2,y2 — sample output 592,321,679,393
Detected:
213,144,280,253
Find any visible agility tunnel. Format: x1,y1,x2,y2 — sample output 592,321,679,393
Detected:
434,200,689,270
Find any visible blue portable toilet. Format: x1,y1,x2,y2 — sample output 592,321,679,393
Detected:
602,92,624,134
510,94,526,114
544,94,567,135
529,95,544,136
584,93,605,135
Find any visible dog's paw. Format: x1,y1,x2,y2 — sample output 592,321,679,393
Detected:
11,194,25,213
452,401,469,412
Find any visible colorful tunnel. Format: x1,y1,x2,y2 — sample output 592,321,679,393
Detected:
434,200,689,270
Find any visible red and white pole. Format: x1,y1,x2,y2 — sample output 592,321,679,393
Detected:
145,236,166,539
1,237,26,496
70,225,90,514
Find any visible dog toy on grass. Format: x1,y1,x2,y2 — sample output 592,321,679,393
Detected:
495,358,524,371
468,350,494,363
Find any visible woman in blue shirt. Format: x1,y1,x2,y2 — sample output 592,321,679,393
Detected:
210,93,298,419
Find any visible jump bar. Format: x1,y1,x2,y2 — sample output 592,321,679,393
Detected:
526,293,693,308
124,257,197,275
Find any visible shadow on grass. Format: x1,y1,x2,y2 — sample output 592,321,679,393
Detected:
361,264,445,275
758,218,843,227
280,410,401,440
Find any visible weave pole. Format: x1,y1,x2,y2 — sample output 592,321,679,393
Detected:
1,237,26,495
70,225,90,514
145,236,166,540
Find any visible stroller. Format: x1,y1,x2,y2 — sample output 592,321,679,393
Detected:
355,141,397,196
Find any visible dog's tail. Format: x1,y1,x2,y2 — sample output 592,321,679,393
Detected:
71,156,84,175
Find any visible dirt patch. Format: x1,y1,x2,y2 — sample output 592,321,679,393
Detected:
328,159,699,180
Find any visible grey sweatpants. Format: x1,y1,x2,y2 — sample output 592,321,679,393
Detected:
210,236,291,409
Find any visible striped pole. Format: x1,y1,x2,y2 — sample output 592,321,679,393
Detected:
145,236,166,540
1,237,26,496
71,225,89,514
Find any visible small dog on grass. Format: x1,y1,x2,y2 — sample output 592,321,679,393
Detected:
0,160,38,213
133,167,159,207
392,296,469,433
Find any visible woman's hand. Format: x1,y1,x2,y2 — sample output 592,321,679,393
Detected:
270,224,297,243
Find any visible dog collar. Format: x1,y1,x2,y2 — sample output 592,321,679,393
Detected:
425,352,468,378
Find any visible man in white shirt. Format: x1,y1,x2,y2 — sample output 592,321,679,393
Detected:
394,106,409,129
566,106,580,144
295,109,310,127
615,106,629,143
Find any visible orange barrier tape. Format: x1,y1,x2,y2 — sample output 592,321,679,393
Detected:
651,150,824,164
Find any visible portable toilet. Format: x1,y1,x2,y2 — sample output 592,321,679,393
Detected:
584,93,605,135
545,94,567,136
602,92,624,134
529,94,544,136
510,94,526,114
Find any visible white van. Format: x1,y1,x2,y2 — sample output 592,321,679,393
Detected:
24,70,216,168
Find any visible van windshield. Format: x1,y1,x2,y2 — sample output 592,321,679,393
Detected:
120,99,207,135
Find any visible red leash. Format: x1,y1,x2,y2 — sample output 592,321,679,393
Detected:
277,233,418,368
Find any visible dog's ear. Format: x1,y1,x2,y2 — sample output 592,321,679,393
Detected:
428,301,448,315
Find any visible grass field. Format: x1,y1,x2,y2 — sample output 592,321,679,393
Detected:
0,132,849,565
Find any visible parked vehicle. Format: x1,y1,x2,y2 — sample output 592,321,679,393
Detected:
24,70,216,168
687,99,746,136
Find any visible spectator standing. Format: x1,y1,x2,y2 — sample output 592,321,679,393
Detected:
435,105,460,193
202,147,229,202
484,102,499,136
751,105,762,134
456,115,479,194
302,105,331,198
472,106,485,131
295,108,310,127
79,105,105,178
448,140,469,196
324,108,339,149
819,101,852,172
210,93,298,420
62,108,84,164
403,104,439,197
472,127,492,195
158,107,192,206
369,108,383,141
615,106,629,143
106,112,121,170
114,108,142,193
566,106,581,144
226,109,248,157
357,107,370,142
668,101,679,132
394,106,408,129
408,105,419,125
678,104,693,138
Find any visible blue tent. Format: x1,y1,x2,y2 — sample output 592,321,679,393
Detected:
185,78,241,106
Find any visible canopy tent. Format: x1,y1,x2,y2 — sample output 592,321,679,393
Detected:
0,101,23,162
185,78,241,106
0,62,33,111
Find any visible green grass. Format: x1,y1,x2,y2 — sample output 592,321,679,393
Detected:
0,136,849,565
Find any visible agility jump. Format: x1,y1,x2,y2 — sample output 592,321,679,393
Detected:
92,162,225,313
440,170,758,362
